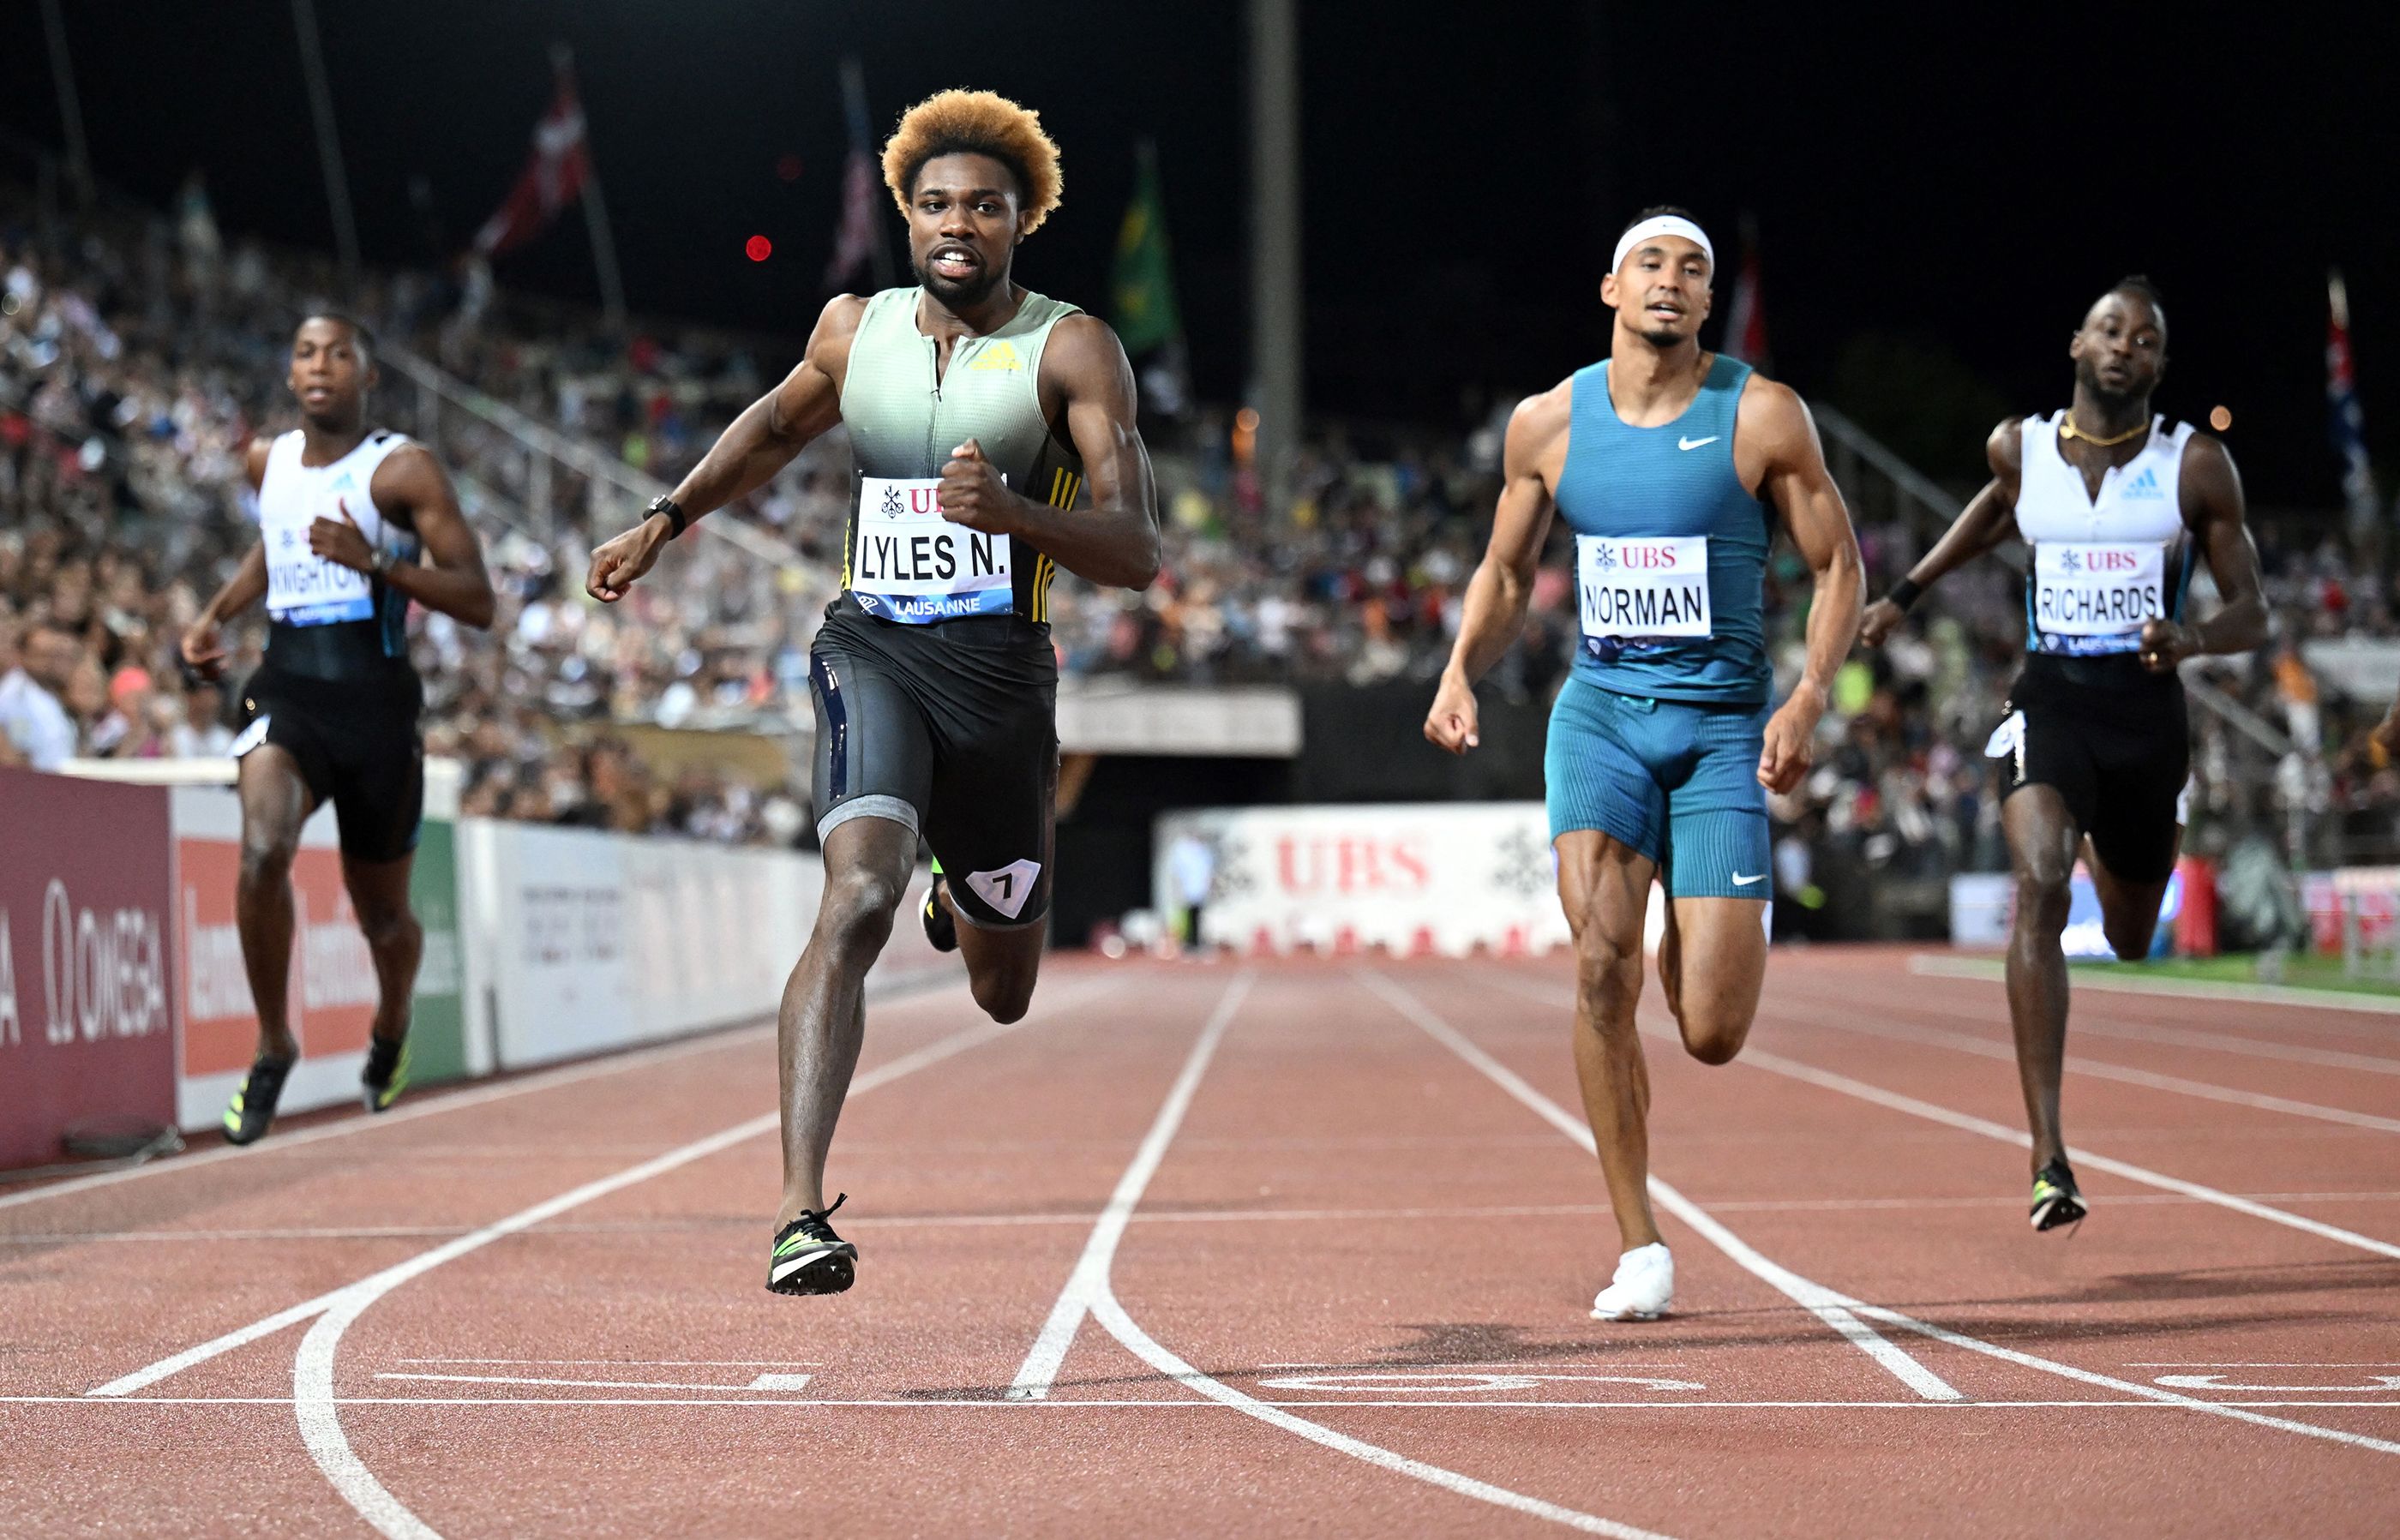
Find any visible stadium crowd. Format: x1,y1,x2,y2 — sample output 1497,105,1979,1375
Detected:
4,189,2396,884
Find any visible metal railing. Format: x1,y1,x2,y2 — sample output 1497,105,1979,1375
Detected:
373,338,808,574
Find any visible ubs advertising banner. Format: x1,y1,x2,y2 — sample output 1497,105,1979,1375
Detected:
1154,802,1575,957
0,770,177,1168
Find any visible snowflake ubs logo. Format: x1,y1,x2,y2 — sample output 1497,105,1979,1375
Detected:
1590,542,1617,571
2061,549,2082,572
1491,826,1552,899
880,486,904,515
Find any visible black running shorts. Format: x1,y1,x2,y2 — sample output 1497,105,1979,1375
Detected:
1990,656,2189,884
808,602,1059,929
233,662,425,864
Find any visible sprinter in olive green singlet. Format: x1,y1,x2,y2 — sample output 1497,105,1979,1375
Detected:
586,90,1161,1297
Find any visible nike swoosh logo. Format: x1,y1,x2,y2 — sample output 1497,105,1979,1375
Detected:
1678,435,1720,452
1732,872,1767,886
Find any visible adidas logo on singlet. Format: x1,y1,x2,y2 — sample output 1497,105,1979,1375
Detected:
2121,466,2163,499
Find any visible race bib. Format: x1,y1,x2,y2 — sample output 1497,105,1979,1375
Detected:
2029,542,2165,656
1576,535,1711,641
265,518,374,627
849,476,1014,624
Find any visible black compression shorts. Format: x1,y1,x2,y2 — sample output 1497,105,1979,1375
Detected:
233,662,425,864
1991,655,2189,884
808,602,1059,929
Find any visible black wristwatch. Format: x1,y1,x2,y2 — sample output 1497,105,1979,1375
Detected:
645,494,689,540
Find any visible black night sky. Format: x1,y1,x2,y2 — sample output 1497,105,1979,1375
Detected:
3,0,2393,506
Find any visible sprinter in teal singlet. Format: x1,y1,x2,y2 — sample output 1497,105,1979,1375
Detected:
1429,209,1863,1321
585,91,1161,1297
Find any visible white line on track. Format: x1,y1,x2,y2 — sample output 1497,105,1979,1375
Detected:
11,1394,2400,1410
1766,997,2400,1134
26,1189,2400,1248
1356,969,1964,1404
1009,972,1254,1399
1010,968,1677,1538
1487,971,2400,1264
0,972,969,1216
87,973,1120,1540
1448,970,2400,1457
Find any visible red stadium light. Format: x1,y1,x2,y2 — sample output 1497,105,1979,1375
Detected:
746,235,773,263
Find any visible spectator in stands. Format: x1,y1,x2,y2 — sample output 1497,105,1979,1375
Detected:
0,620,81,769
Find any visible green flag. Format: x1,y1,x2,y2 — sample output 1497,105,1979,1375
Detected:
1111,144,1182,357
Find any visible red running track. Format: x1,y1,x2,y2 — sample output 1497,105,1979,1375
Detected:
3,950,2398,1537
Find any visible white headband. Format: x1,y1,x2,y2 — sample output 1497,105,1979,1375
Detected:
1612,216,1714,274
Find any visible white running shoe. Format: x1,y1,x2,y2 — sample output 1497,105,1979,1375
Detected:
1590,1243,1674,1321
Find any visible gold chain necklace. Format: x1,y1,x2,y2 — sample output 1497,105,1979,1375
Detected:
2060,411,2148,447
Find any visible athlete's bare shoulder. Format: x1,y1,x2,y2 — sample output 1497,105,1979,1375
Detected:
1732,373,1812,452
1041,311,1128,374
803,294,873,386
1504,380,1574,483
1985,416,2026,482
2177,428,2244,524
243,434,277,492
1511,377,1574,443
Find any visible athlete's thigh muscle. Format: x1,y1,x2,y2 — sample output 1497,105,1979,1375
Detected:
1555,830,1655,951
237,742,315,852
1664,895,1767,1033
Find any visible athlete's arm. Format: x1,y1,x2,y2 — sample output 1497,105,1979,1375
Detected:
1743,380,1863,794
181,437,278,680
939,315,1160,589
348,444,498,630
1425,386,1567,755
585,296,862,602
1858,419,2023,646
2141,434,2266,672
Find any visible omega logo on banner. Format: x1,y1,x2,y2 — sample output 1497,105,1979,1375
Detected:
0,879,169,1050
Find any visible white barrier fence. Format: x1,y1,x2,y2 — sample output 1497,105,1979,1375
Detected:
461,821,827,1070
1156,802,1578,957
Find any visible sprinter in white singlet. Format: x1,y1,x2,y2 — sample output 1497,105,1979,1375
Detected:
1860,279,2267,1230
182,315,495,1143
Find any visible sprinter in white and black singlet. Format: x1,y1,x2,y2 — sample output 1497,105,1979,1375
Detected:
181,315,495,1145
584,92,1161,1297
1861,279,2266,1231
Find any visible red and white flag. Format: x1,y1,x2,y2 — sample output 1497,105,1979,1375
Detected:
474,65,591,256
825,146,882,289
1723,220,1768,369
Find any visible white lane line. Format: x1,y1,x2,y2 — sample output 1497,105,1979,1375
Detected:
1845,1303,2400,1456
1088,1289,1675,1537
29,1188,2400,1248
1009,972,1254,1399
13,1394,2400,1411
1489,972,2400,1264
1017,971,1675,1537
279,974,1124,1540
1906,953,2400,1018
393,1358,818,1367
374,1373,810,1393
1435,972,2400,1459
1767,998,2400,1134
1,972,969,1215
1357,969,1963,1404
1782,980,2400,1076
87,974,1118,1405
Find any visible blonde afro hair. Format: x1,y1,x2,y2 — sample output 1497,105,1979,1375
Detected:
881,89,1063,234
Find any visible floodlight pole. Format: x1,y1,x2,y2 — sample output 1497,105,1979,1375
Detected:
1248,0,1303,507
36,0,93,207
290,0,362,281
